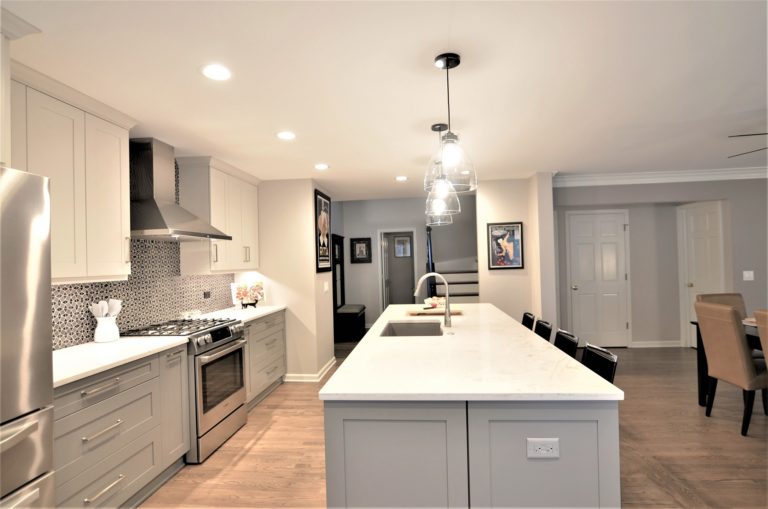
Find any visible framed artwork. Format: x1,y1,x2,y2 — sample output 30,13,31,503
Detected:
350,238,372,263
487,222,524,269
394,236,411,257
315,190,332,272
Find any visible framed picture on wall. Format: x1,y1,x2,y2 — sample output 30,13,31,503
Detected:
315,190,332,272
350,238,372,263
487,222,524,269
394,236,411,257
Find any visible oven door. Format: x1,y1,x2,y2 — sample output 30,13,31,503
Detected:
195,339,246,436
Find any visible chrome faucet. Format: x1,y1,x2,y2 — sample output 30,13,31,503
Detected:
414,272,451,327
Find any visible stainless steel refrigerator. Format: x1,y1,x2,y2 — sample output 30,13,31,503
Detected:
0,167,55,507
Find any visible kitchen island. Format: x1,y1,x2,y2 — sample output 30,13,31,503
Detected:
319,303,624,508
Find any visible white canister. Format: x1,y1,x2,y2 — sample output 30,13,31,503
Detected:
94,316,120,343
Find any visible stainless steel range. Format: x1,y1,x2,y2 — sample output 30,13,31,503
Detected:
123,318,246,463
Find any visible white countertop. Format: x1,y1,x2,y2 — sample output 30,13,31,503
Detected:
199,305,286,322
319,303,625,402
52,305,286,388
52,336,188,388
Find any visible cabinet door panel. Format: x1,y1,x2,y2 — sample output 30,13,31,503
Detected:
26,89,86,278
225,173,244,270
10,80,27,171
241,182,259,269
209,168,228,271
159,347,189,467
84,114,130,277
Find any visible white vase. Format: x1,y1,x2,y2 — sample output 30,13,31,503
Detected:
94,316,119,343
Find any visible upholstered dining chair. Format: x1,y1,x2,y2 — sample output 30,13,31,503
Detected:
533,320,552,341
581,343,618,383
697,293,763,360
694,302,767,436
521,312,535,330
553,329,579,358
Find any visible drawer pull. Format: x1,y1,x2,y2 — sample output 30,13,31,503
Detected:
83,474,125,505
266,366,279,376
265,338,278,347
0,420,38,452
82,419,122,442
81,377,120,397
165,350,184,359
6,487,40,509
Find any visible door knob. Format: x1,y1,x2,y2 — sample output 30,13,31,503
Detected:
687,283,694,288
571,285,579,290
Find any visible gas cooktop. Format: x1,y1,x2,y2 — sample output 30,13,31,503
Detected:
122,318,237,337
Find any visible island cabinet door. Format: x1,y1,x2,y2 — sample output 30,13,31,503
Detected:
324,401,468,508
467,401,621,508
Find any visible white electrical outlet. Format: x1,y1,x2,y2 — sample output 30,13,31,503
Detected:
526,438,560,459
743,270,755,281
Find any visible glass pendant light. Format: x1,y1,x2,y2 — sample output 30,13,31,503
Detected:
424,53,478,193
425,178,460,216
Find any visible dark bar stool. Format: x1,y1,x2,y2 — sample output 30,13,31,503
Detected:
521,312,535,330
553,329,579,358
581,343,618,383
533,320,552,341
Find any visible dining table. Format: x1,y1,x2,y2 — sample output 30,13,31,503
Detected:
691,318,762,407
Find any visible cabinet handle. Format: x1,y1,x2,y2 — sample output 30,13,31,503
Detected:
165,350,184,359
265,338,278,347
81,377,120,397
82,419,122,442
0,420,38,452
244,246,249,262
266,366,278,375
247,246,251,262
212,243,219,263
83,474,125,505
124,237,131,264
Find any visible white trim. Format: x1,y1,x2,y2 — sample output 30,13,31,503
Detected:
284,356,336,383
630,340,683,348
1,8,40,40
11,60,137,129
553,167,767,188
377,228,419,315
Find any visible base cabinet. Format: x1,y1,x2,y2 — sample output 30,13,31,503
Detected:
159,346,189,468
243,311,286,403
324,400,621,508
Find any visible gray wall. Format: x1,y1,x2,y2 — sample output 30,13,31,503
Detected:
554,178,768,342
338,196,477,326
556,204,680,344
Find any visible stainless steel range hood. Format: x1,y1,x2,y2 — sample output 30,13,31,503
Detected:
130,138,231,241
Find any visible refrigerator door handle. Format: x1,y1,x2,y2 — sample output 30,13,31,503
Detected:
4,487,40,509
0,420,38,453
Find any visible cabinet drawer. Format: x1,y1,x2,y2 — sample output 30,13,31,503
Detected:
251,356,285,397
0,471,55,509
54,356,158,420
56,426,162,508
0,407,53,498
248,312,284,337
250,330,284,367
54,378,160,487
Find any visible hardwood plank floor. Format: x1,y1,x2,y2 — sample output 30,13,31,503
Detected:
142,347,767,508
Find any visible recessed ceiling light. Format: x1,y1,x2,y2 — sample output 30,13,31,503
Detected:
314,163,329,171
396,176,408,182
276,131,296,141
201,63,231,81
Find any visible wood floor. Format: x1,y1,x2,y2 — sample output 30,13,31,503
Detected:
142,347,767,508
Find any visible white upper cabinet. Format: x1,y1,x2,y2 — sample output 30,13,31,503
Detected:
178,157,260,274
12,72,134,282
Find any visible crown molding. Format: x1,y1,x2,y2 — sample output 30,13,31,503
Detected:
553,167,768,188
1,8,40,40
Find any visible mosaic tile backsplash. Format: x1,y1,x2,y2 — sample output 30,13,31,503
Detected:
51,239,234,350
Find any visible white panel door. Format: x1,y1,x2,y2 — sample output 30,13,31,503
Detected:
241,182,259,269
678,201,725,347
84,114,130,277
567,211,629,347
26,89,86,278
209,168,229,271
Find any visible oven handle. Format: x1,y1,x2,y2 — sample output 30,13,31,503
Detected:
198,339,246,364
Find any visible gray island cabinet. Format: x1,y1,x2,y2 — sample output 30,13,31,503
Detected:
319,303,623,508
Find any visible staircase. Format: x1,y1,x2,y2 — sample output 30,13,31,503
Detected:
434,270,479,303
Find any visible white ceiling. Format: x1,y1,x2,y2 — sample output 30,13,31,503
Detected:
5,1,767,200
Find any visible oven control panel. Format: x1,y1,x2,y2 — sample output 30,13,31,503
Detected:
189,321,245,355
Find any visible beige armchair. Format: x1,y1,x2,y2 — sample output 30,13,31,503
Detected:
694,302,767,436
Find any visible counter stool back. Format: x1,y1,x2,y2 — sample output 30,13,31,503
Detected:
521,312,535,330
533,320,552,341
554,329,579,358
581,343,618,383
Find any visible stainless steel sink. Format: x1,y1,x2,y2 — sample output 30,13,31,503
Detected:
379,320,443,337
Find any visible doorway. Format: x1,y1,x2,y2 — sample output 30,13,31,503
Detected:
565,210,631,347
676,201,726,347
331,234,345,310
380,231,416,309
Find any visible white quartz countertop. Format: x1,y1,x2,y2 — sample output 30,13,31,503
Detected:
319,303,624,402
52,336,188,388
199,305,286,322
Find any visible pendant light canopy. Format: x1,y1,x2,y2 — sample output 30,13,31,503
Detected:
424,53,477,194
425,178,460,216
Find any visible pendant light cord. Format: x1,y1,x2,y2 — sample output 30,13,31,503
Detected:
445,68,451,131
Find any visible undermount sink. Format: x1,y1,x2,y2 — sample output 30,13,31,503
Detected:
379,320,443,337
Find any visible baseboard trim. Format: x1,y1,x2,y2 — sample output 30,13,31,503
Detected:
284,356,336,382
630,340,682,348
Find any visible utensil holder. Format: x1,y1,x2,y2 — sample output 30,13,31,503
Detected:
94,316,119,343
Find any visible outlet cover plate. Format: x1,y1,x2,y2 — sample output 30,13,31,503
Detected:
743,270,755,281
526,437,560,459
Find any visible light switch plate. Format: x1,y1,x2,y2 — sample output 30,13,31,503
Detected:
526,437,560,459
323,281,329,292
743,270,755,281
